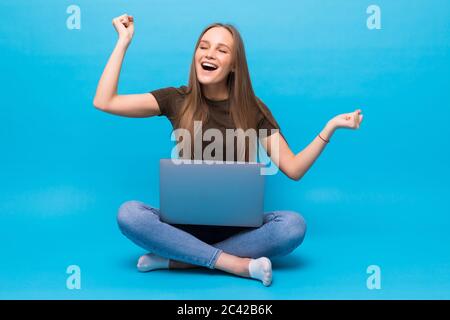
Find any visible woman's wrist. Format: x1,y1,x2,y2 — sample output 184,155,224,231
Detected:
116,37,131,50
320,121,337,142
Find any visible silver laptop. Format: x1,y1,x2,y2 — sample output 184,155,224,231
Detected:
159,159,265,227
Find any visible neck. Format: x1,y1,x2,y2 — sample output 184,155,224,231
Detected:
202,82,229,101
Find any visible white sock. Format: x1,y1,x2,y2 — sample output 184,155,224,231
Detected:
137,253,170,272
248,257,272,286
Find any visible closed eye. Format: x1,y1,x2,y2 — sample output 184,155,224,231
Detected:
198,46,228,53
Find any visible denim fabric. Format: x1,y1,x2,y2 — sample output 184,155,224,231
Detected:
117,200,307,269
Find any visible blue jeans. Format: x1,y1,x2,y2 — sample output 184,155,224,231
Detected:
117,200,307,269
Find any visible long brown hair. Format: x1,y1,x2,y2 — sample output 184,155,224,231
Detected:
175,22,280,162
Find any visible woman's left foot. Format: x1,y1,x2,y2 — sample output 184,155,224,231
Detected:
137,253,170,272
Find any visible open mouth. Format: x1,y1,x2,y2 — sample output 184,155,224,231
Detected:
201,62,219,72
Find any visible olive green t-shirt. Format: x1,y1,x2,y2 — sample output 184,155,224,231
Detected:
150,85,281,162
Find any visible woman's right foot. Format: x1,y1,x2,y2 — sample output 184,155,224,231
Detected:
248,257,272,286
137,253,169,272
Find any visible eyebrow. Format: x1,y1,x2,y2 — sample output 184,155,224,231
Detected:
199,40,231,50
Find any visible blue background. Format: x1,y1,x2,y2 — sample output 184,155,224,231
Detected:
1,0,449,299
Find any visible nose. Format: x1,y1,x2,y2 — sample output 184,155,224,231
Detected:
205,49,216,60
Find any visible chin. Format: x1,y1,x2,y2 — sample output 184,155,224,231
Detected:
197,75,222,85
199,79,218,85
196,67,227,85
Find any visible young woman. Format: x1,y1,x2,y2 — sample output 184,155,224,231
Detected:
93,14,363,286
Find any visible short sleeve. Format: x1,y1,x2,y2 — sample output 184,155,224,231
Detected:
149,86,186,119
256,98,285,140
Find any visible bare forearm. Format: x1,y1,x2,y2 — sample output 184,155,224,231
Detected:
93,40,129,107
290,122,336,180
